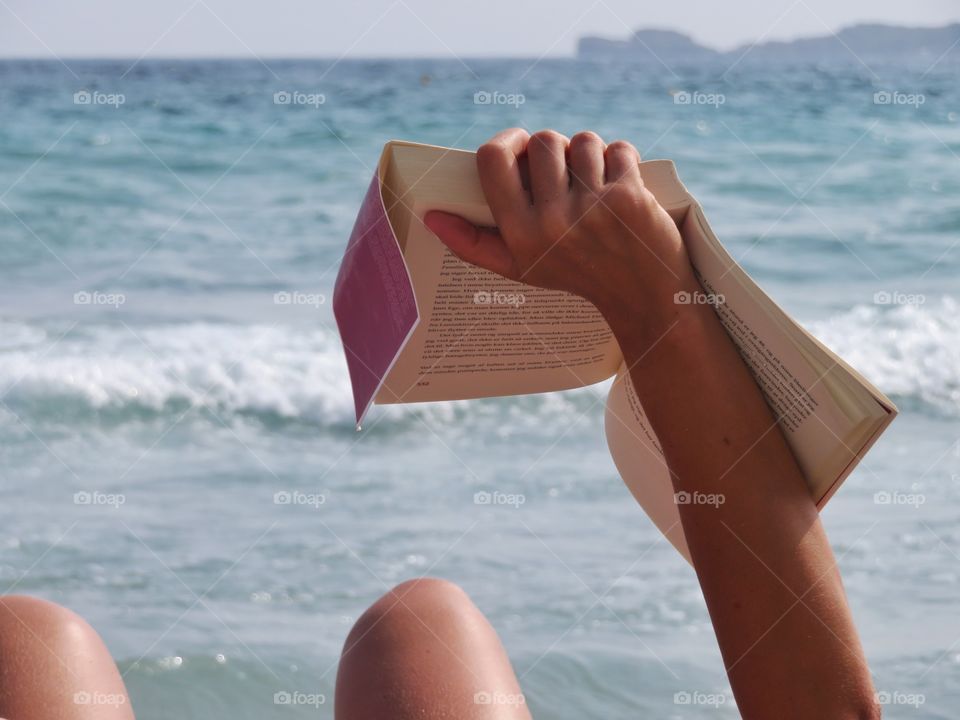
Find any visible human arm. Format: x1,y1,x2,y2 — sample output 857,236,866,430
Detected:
424,127,880,719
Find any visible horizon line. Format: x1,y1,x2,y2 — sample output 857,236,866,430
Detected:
2,20,958,63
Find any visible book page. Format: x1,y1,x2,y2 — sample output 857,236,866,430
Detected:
377,199,622,403
678,207,888,492
371,145,695,405
678,213,843,482
605,363,692,559
334,142,894,549
605,205,893,562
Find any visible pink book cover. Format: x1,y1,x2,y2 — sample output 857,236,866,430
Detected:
333,171,419,427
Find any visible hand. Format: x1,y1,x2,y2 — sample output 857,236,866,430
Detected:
424,128,696,329
430,130,879,720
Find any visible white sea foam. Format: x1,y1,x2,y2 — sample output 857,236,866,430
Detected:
0,298,956,427
0,323,357,425
0,321,593,429
808,297,960,414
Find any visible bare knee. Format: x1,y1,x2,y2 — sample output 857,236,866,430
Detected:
0,594,96,648
344,577,479,650
336,579,526,719
0,595,133,720
0,594,111,674
364,577,473,620
379,576,471,609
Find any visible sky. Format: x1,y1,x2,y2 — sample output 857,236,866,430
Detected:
1,0,959,58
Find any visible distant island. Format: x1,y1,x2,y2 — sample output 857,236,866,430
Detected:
577,23,960,64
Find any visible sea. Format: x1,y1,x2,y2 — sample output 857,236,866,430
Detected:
0,57,958,718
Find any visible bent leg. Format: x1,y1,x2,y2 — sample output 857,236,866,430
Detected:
0,595,134,720
335,578,531,720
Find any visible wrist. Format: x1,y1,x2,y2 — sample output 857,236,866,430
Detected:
595,267,705,350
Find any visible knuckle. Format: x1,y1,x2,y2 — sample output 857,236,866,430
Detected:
571,130,604,148
476,140,506,167
530,129,568,152
605,139,637,157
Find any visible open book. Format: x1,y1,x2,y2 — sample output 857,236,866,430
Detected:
333,140,897,562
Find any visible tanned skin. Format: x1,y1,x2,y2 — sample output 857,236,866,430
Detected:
0,128,879,720
424,127,880,720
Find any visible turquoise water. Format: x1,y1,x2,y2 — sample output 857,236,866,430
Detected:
1,58,959,718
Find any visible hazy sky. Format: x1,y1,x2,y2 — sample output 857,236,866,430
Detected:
2,0,958,58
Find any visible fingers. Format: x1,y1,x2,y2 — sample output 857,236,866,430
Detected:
604,140,642,184
526,129,569,205
476,128,532,227
423,210,516,278
568,131,605,192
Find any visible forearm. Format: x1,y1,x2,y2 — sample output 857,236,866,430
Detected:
602,281,879,719
428,127,879,718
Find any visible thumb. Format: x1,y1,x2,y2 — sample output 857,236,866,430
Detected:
423,211,515,278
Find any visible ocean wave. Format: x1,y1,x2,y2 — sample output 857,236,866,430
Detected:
808,297,960,414
0,321,601,431
0,298,955,429
0,322,357,426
